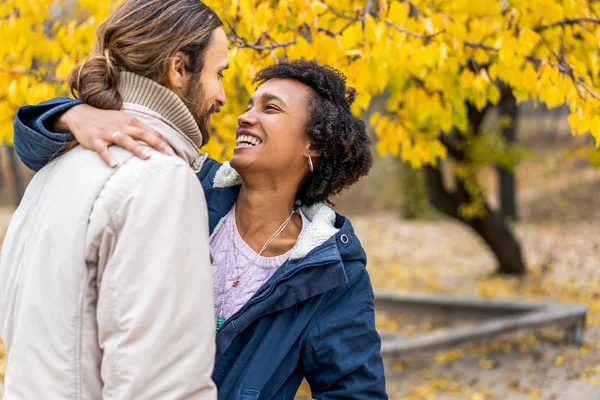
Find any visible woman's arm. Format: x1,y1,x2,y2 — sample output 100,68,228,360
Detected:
14,98,80,171
302,267,388,399
14,98,173,171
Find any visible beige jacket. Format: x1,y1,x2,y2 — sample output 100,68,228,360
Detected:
0,73,216,399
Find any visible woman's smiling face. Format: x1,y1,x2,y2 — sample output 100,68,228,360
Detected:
229,78,314,179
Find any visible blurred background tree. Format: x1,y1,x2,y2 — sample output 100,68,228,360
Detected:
1,0,599,275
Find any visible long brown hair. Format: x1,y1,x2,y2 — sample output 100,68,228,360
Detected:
69,0,223,110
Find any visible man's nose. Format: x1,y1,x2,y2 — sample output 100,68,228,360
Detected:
216,85,226,107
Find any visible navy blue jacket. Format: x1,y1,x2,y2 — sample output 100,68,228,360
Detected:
13,98,388,400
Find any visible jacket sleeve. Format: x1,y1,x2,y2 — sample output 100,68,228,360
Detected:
302,267,388,400
13,97,81,171
89,158,216,400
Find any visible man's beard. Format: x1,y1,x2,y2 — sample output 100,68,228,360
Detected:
195,103,220,145
182,81,219,146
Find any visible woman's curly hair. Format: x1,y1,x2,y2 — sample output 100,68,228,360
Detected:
253,59,373,207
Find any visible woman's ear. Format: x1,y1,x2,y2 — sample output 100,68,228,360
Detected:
305,143,320,172
304,142,321,158
167,51,188,92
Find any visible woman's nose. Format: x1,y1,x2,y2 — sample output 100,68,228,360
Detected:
237,110,256,126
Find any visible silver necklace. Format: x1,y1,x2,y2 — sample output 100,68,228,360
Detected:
216,204,296,331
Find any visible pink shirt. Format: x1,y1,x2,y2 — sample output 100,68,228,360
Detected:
211,207,310,320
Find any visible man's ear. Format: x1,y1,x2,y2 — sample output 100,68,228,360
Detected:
167,51,188,92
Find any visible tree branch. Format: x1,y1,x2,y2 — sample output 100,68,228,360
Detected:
226,13,600,101
303,20,359,38
401,0,426,18
424,165,460,218
439,133,465,160
325,4,355,20
463,40,497,52
462,41,600,100
228,38,297,51
316,25,338,38
385,19,425,38
339,18,360,35
574,78,600,100
385,20,443,39
534,17,600,32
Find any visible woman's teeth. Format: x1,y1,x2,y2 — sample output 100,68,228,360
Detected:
236,135,261,146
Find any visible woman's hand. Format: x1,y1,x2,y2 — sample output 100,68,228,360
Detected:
58,104,174,168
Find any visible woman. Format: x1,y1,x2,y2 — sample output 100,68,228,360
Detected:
13,60,387,399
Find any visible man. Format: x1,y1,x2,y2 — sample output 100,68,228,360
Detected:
0,0,229,398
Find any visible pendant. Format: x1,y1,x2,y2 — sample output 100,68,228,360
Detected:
232,280,240,287
216,315,225,332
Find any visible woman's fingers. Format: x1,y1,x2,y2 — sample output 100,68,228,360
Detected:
94,133,153,168
106,118,174,157
71,107,174,156
112,132,152,160
128,126,174,156
72,109,175,166
93,140,118,168
100,125,174,167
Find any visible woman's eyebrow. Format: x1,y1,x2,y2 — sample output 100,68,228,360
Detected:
261,93,287,106
247,93,287,108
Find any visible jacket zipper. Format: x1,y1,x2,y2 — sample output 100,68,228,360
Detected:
217,260,334,335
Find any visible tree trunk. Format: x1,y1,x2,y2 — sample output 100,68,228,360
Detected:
425,165,526,275
497,91,519,220
426,96,527,275
400,161,429,219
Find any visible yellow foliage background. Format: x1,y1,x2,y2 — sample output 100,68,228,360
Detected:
1,0,599,164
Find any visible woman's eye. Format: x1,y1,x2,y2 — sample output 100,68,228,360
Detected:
264,104,278,111
218,72,225,79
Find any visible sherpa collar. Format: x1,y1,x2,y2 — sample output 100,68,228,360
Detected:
210,161,340,259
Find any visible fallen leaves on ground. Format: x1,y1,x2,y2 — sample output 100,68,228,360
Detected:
355,215,600,399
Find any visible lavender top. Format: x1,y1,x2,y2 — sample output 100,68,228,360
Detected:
211,207,310,320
